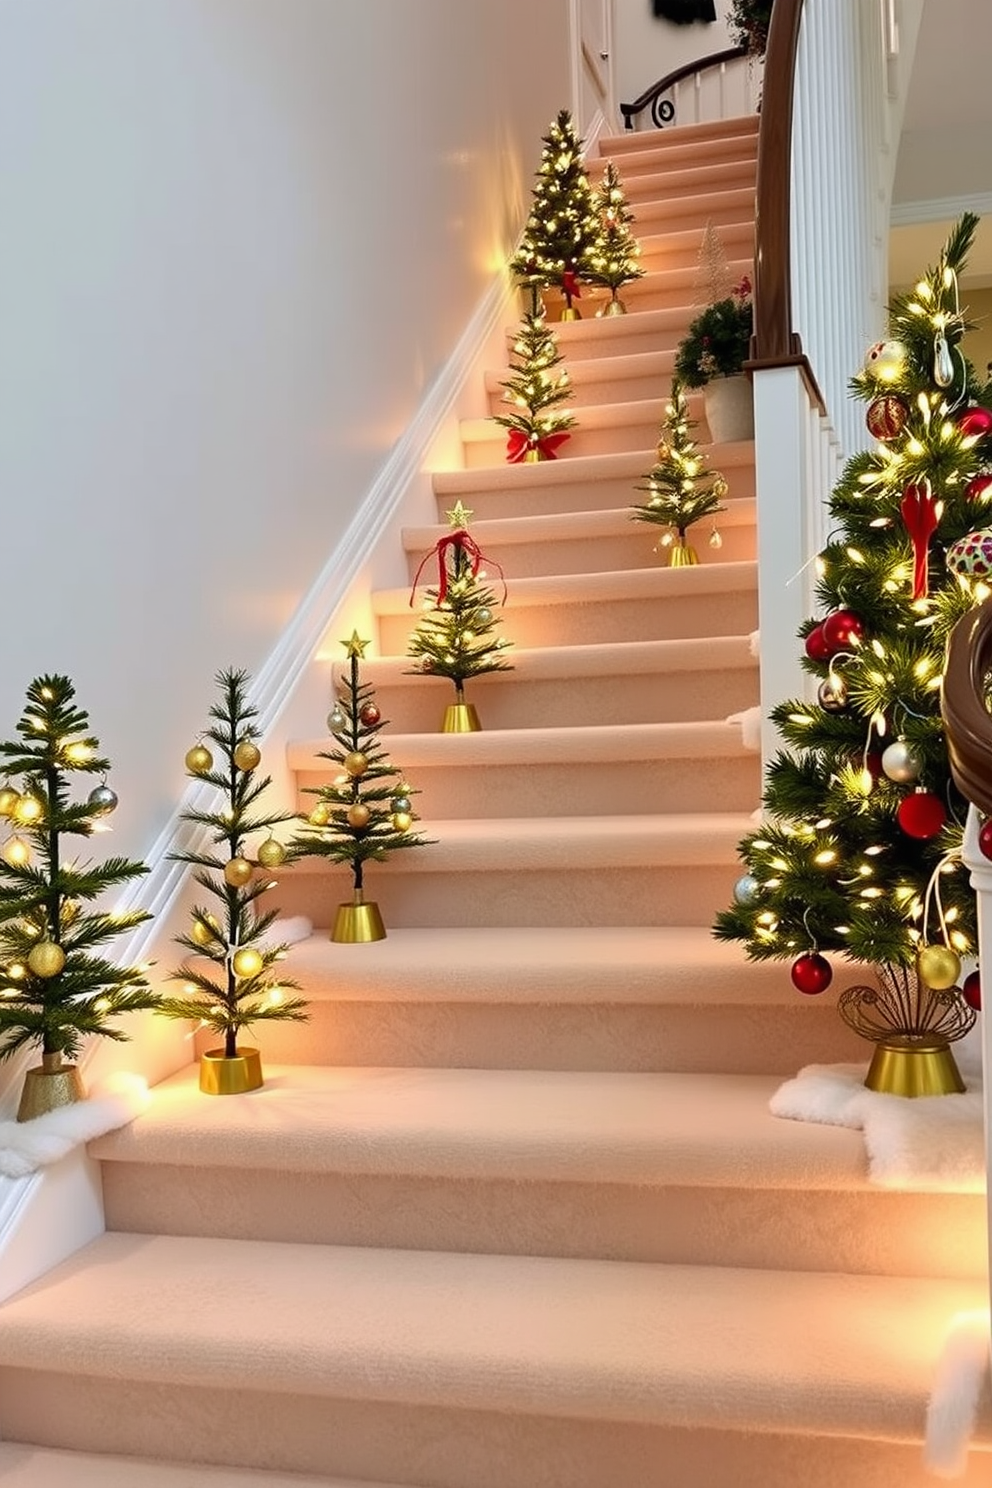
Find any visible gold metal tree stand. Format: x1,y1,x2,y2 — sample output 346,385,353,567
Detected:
838,963,975,1097
667,537,699,568
199,1046,263,1096
17,1051,86,1122
332,889,386,944
442,695,481,733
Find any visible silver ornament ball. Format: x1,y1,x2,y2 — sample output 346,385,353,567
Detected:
733,874,760,907
476,608,493,625
327,706,347,732
87,784,119,815
881,739,922,784
817,675,848,713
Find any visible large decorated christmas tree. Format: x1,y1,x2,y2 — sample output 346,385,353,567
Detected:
510,109,599,318
715,214,992,1094
0,675,159,1118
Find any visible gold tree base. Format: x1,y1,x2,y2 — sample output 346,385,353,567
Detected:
442,702,481,733
864,1039,965,1098
560,306,581,321
17,1056,86,1122
601,298,627,317
199,1047,263,1095
668,539,699,568
523,450,542,463
332,897,386,943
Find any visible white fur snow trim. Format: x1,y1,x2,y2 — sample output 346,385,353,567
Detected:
925,1309,991,1478
726,706,762,752
0,1071,149,1179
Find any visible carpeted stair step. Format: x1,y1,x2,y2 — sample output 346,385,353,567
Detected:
269,811,751,929
431,443,755,520
290,720,760,819
0,1444,384,1488
356,636,759,732
546,305,705,360
405,500,756,579
182,924,864,1075
372,561,759,651
597,115,759,162
538,255,752,326
619,155,756,206
91,1063,985,1281
485,348,677,414
629,189,755,239
0,1233,986,1488
461,397,663,466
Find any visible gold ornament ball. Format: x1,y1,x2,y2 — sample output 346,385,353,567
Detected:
347,803,371,829
191,917,220,947
392,810,413,832
917,944,962,991
27,941,66,978
1,836,30,868
232,946,264,980
185,744,213,774
0,787,18,818
344,751,369,778
308,803,331,827
233,739,262,772
656,439,670,461
257,836,287,868
13,794,43,826
224,856,254,888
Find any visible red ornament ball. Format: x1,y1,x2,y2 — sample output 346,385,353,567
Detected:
896,791,946,840
791,952,832,996
804,624,831,662
866,394,908,441
955,406,992,440
965,473,992,502
359,703,381,727
978,817,992,860
822,609,865,652
963,970,982,1011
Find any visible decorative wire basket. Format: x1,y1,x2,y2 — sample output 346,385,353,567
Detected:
837,962,976,1045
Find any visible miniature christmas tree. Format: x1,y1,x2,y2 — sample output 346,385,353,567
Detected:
494,310,576,464
156,669,307,1093
587,161,644,316
0,674,159,1119
715,213,992,1095
292,633,430,942
510,109,600,318
407,501,514,731
632,380,727,564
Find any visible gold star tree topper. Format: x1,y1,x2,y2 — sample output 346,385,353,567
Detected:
446,501,473,529
342,631,369,660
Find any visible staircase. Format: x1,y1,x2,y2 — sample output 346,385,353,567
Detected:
0,115,988,1488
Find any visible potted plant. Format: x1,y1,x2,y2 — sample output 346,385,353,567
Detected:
727,0,774,56
673,275,754,444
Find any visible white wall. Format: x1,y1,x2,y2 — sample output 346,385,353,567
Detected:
613,0,732,115
0,0,570,870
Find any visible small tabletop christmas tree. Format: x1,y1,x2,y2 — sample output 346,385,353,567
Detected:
587,161,644,316
715,213,992,1097
495,310,576,464
407,501,514,731
156,669,307,1094
0,674,159,1120
292,633,430,943
632,380,727,564
510,108,599,319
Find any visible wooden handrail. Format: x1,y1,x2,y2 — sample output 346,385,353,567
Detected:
620,45,747,132
749,0,804,367
943,601,992,819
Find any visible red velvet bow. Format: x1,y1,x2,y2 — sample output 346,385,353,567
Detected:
506,428,571,464
900,481,942,600
562,269,582,302
410,530,506,606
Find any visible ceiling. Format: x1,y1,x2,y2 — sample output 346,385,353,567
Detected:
889,0,992,286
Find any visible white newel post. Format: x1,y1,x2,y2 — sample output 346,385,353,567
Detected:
960,804,992,1292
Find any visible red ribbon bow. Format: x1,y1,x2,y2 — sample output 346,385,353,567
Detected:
900,481,942,600
410,530,507,607
506,428,571,464
562,269,582,302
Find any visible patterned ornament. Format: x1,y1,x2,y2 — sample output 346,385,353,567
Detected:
821,609,865,652
863,340,906,383
359,703,381,727
27,941,66,978
791,952,832,995
804,624,831,662
966,474,992,502
87,784,119,815
817,674,848,712
257,836,287,868
963,969,982,1010
881,739,922,784
185,744,213,774
233,740,261,772
865,394,908,441
896,791,946,840
955,406,992,440
733,873,759,906
947,528,992,579
917,943,961,991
